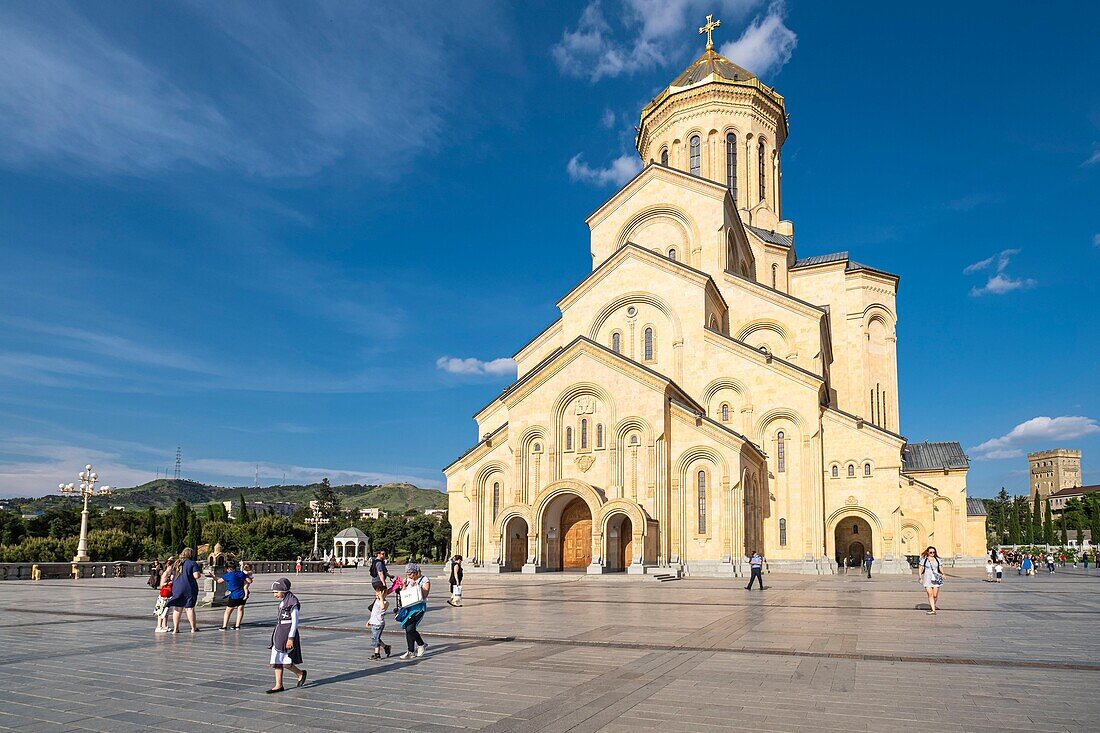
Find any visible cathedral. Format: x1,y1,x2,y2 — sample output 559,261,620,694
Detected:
445,20,988,575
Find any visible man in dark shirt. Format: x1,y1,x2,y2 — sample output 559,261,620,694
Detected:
370,550,391,589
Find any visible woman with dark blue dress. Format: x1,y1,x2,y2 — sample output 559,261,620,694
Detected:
167,547,203,633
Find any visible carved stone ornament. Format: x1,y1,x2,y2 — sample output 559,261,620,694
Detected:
846,495,858,506
576,455,596,472
575,396,595,415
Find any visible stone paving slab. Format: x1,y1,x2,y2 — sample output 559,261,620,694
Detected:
0,567,1097,731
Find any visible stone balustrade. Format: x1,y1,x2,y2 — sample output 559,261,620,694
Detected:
0,560,329,581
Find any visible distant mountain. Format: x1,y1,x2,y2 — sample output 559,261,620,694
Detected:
4,479,447,514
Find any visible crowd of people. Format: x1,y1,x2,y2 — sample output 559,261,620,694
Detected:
984,546,1097,579
145,547,468,693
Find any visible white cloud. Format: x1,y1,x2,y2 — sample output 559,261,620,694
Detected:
567,153,643,187
553,1,794,83
969,416,1100,461
1093,233,1100,247
601,108,618,129
963,248,1037,296
435,356,516,377
718,5,797,78
1084,148,1100,166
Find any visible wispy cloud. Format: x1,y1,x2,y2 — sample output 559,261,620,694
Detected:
718,3,797,78
601,108,618,129
553,1,794,83
946,193,1001,212
1093,233,1100,247
567,153,643,187
963,248,1037,296
436,356,516,378
1084,147,1100,166
969,416,1100,461
0,1,510,178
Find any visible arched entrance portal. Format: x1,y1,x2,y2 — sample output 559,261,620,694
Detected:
504,517,528,571
560,498,592,570
605,513,633,571
835,516,872,568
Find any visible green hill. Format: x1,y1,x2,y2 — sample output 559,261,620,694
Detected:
7,479,446,515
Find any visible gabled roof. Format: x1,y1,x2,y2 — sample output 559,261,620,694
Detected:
746,225,793,248
586,162,729,225
966,498,987,517
790,251,898,280
903,442,969,472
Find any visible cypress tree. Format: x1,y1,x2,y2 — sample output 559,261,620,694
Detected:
1076,523,1084,546
1060,516,1068,546
1021,499,1033,544
1032,493,1043,545
1043,500,1054,545
145,506,157,539
1007,499,1021,545
238,493,249,523
1090,496,1100,546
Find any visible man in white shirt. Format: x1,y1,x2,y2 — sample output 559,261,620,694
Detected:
745,551,764,590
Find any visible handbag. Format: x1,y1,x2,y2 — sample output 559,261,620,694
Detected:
399,583,424,607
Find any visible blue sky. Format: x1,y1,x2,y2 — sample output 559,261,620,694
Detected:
1,1,1097,498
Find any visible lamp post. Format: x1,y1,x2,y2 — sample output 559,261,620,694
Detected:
304,509,330,561
58,464,111,563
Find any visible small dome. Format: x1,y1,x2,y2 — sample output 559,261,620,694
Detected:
669,48,755,88
334,526,369,540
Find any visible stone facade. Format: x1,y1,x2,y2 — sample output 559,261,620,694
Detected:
445,35,987,575
1028,449,1082,501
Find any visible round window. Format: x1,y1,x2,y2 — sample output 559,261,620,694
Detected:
626,306,637,317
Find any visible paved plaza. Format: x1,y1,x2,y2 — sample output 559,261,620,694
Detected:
0,567,1098,732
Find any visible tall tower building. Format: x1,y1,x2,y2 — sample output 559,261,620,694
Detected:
1028,449,1082,500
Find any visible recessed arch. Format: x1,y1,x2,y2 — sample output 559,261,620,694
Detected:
588,291,683,346
616,205,697,252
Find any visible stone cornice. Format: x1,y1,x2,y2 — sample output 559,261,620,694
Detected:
558,242,724,313
719,271,826,320
703,328,824,389
444,422,509,474
513,318,562,364
586,163,728,228
822,407,906,447
638,80,787,154
669,399,765,459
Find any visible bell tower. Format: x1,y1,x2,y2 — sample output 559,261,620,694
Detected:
635,15,788,223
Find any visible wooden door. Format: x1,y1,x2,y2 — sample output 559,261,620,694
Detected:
508,528,527,570
619,518,633,570
561,498,592,570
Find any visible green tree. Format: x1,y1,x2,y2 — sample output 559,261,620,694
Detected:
313,478,340,521
238,493,250,523
1020,498,1033,544
1060,516,1068,546
1089,495,1100,544
1031,493,1042,544
145,506,158,540
1043,499,1054,545
1007,498,1021,545
1076,522,1084,546
0,510,27,545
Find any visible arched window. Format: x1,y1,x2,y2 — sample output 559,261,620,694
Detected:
697,470,707,534
864,463,871,476
668,248,677,261
777,431,786,473
726,132,737,202
533,442,541,453
779,518,787,546
720,403,730,422
596,423,604,448
644,327,654,361
580,419,588,450
847,464,855,477
611,331,621,354
771,263,778,288
630,434,639,446
660,148,668,166
852,522,859,534
689,135,701,176
492,481,500,520
758,140,766,201
565,426,573,451
831,465,839,478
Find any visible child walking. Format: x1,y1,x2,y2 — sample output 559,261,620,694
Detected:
267,578,307,693
366,585,392,660
985,558,994,582
215,559,251,630
994,561,1003,583
154,557,174,633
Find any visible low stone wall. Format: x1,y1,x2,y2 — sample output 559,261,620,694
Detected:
0,560,329,580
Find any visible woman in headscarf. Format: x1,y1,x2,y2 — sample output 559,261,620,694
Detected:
267,578,307,693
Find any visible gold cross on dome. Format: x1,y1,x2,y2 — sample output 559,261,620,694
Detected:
699,13,720,51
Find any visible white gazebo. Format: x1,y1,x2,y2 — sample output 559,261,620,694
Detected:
332,527,370,563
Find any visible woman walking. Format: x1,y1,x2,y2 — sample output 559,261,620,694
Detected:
447,555,463,607
918,546,944,615
167,548,203,633
267,578,307,693
397,563,430,659
154,557,175,633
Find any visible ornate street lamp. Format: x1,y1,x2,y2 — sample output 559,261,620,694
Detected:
58,464,111,563
304,509,330,560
